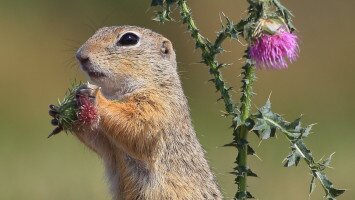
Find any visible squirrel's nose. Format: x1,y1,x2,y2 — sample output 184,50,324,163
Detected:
76,51,90,65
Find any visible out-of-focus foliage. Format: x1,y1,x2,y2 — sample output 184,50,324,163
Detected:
0,0,354,200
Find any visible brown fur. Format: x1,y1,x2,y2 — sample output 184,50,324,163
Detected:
74,26,222,200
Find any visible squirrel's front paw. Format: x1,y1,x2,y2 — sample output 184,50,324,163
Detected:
76,83,100,102
76,83,100,126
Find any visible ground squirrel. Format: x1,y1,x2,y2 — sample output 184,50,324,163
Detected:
69,25,222,200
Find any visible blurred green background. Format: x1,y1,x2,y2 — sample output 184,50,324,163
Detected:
0,0,354,199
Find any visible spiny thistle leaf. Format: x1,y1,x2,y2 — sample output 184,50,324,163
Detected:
235,191,255,199
320,152,335,169
313,171,346,200
151,0,163,6
246,191,255,199
166,0,177,5
253,98,314,140
272,0,295,31
151,0,176,23
252,98,345,199
247,168,258,177
152,10,172,23
252,118,276,139
224,17,238,39
309,176,316,196
247,145,256,155
283,146,302,167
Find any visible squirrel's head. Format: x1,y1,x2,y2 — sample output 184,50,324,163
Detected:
76,26,177,98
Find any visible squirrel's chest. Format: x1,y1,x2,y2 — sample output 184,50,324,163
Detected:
103,150,153,198
109,153,159,200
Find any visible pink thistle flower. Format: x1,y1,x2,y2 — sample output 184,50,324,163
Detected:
77,95,97,125
249,28,299,69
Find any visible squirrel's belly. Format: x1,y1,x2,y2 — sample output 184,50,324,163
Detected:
110,157,222,200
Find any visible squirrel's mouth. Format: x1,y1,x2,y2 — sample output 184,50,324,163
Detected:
80,64,107,79
87,70,106,78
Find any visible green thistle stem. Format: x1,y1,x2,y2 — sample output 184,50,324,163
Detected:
177,1,256,198
178,0,210,52
177,0,238,117
240,60,255,123
235,58,255,199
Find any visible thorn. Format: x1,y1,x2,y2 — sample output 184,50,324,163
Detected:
223,142,235,147
253,153,263,161
309,123,318,127
268,91,273,100
218,12,224,25
258,140,263,147
282,158,287,164
208,78,215,82
237,38,247,46
221,12,227,19
318,155,326,163
47,126,63,138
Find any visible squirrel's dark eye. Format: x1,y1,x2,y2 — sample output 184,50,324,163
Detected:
117,32,139,46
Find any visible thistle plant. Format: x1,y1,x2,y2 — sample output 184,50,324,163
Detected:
48,82,97,138
150,0,345,199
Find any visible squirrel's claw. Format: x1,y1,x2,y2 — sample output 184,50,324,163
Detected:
76,83,100,102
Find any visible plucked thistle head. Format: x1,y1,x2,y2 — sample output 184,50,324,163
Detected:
48,83,80,138
48,82,97,138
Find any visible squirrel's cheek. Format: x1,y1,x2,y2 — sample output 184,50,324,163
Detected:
77,96,98,125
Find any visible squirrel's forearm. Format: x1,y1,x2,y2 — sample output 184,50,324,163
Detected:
96,92,163,162
74,130,115,159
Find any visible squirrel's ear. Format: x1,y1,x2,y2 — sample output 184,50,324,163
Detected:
160,40,173,57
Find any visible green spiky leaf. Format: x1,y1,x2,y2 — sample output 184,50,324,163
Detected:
320,153,335,169
151,0,164,6
283,147,302,167
309,176,316,196
153,10,173,23
247,145,255,155
247,168,258,177
235,191,255,199
253,99,314,140
313,171,346,199
166,0,177,5
251,98,345,199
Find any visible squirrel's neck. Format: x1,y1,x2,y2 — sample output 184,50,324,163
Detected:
100,64,186,107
